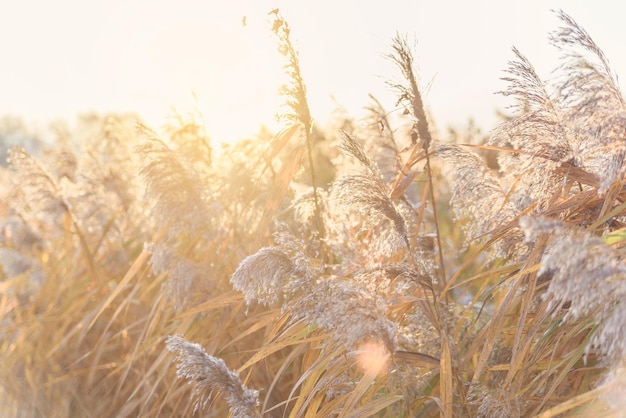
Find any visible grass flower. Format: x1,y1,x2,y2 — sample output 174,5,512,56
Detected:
165,335,261,417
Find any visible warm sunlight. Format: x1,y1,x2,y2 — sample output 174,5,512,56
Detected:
124,10,285,142
6,2,626,416
1,1,287,143
3,1,626,143
88,3,286,142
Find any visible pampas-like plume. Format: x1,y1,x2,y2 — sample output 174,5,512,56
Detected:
520,217,626,365
387,34,448,285
165,335,261,417
136,131,210,233
230,227,316,306
387,34,432,150
496,46,569,163
271,12,311,134
501,47,558,117
270,11,324,240
477,388,522,418
333,132,410,255
491,46,571,210
437,144,520,256
357,95,400,182
288,277,397,354
550,10,624,118
145,242,202,311
550,10,626,193
8,146,66,221
541,232,626,363
352,264,431,297
165,108,212,172
230,247,309,306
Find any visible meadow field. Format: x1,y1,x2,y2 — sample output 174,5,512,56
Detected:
2,10,626,417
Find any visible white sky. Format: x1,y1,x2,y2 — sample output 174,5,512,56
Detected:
1,1,625,141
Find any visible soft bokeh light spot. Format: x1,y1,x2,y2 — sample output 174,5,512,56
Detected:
356,341,391,377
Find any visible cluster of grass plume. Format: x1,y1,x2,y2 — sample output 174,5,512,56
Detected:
2,9,626,417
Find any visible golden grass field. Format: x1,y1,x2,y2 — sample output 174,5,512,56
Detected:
1,10,626,417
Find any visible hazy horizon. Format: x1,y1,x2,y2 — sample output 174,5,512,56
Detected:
2,0,625,141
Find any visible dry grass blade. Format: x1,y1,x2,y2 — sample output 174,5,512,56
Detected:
254,145,305,242
288,346,344,417
336,371,378,418
345,395,404,418
394,350,440,369
266,123,304,167
88,228,165,331
470,280,522,386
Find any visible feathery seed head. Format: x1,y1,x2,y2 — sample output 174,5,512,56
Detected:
165,335,261,417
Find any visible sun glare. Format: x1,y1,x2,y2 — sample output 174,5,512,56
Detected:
4,1,626,145
71,2,288,146
356,341,391,377
129,13,284,144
